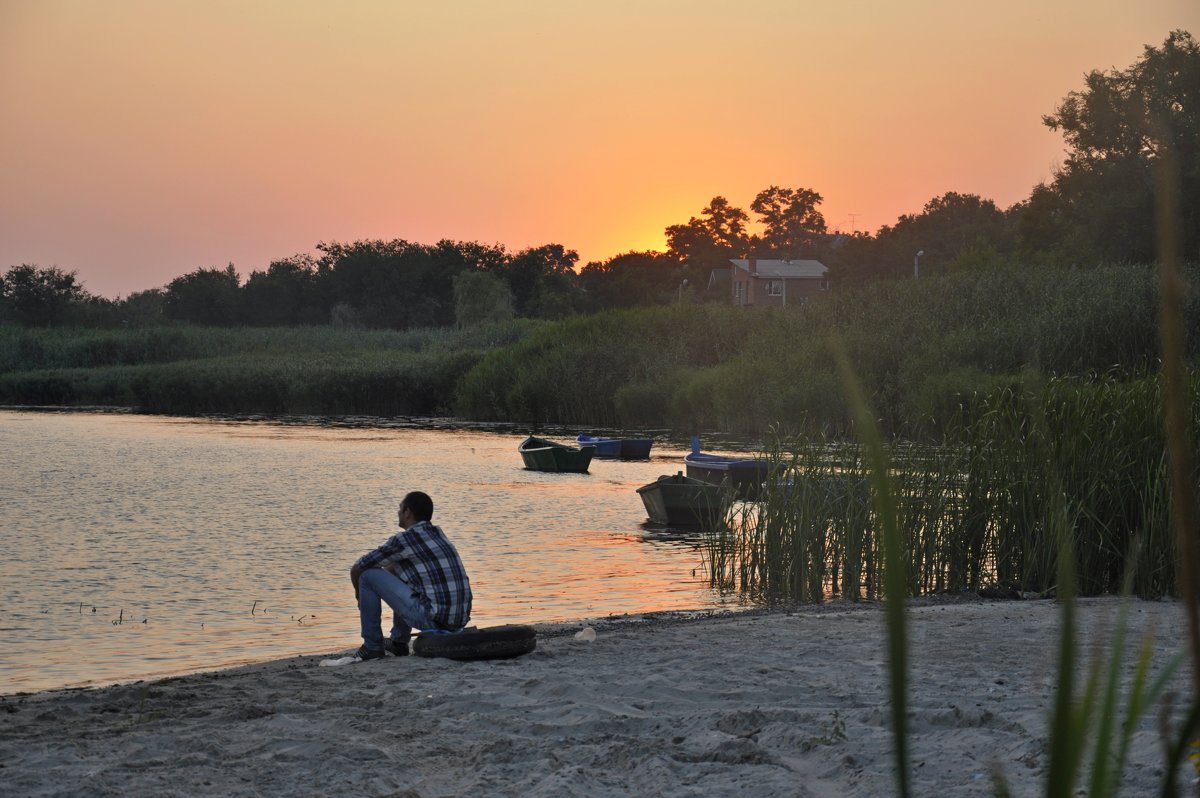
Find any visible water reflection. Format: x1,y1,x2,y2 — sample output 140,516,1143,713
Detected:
638,524,710,546
0,410,756,693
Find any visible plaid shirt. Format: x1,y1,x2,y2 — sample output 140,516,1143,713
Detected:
355,519,472,630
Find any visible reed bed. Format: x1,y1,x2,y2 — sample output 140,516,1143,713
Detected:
706,344,1200,792
3,265,1197,432
451,304,775,427
454,263,1199,434
0,321,536,373
0,349,483,416
702,371,1196,603
0,321,535,415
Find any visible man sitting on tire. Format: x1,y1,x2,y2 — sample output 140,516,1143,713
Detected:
350,491,473,660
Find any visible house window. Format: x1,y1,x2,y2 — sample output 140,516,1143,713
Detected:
734,282,745,304
766,280,783,296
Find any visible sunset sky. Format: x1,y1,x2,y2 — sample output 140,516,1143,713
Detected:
2,1,1197,298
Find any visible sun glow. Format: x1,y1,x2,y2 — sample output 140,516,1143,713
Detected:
1,1,1196,296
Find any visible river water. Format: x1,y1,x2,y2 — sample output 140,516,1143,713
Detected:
0,410,754,693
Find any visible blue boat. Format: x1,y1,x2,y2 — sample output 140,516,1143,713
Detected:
683,437,771,499
576,434,653,460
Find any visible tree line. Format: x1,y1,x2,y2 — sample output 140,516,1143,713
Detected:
3,30,1197,329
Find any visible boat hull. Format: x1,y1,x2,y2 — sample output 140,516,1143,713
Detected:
576,435,654,460
683,453,771,500
519,436,595,473
636,473,725,526
617,438,653,460
576,435,621,458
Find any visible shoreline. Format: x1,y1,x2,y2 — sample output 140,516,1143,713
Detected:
2,597,1194,797
3,595,973,698
3,605,777,699
0,603,835,699
0,404,768,449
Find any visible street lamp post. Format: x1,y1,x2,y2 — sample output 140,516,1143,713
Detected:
913,250,924,278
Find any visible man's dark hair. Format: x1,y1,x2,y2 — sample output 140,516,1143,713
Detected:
402,491,434,522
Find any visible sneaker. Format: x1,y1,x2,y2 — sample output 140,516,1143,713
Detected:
355,645,386,661
383,637,409,657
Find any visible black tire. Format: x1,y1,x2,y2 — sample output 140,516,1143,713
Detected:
413,624,537,661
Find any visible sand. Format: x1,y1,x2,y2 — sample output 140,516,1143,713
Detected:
0,597,1195,797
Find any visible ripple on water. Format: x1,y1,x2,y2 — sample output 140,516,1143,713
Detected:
0,410,753,692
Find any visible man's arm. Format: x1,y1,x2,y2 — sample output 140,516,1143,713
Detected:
351,532,406,599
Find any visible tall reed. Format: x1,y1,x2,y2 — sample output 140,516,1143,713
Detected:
701,371,1193,603
710,355,1190,796
832,337,911,797
1153,142,1200,793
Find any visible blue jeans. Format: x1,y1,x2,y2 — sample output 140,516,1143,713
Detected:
358,568,439,651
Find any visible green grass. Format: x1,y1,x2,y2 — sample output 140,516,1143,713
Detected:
454,263,1199,435
2,264,1196,433
0,320,538,416
0,350,484,416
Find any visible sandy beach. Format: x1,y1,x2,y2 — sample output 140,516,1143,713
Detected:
1,597,1195,797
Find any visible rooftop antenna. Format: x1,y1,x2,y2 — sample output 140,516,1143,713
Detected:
846,213,860,234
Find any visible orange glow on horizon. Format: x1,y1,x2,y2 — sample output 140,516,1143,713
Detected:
1,1,1197,297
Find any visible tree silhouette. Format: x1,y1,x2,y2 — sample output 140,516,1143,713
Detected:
750,185,828,259
1,264,90,326
1042,29,1200,262
665,196,751,270
163,265,243,325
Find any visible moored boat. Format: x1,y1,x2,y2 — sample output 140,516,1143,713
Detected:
683,437,771,499
636,471,726,526
519,435,596,473
576,434,654,460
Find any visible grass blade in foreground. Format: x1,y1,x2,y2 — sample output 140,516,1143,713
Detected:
1043,498,1087,796
831,336,909,798
1153,135,1200,797
1154,128,1200,697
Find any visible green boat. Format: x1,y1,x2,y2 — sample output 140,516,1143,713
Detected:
518,435,596,473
